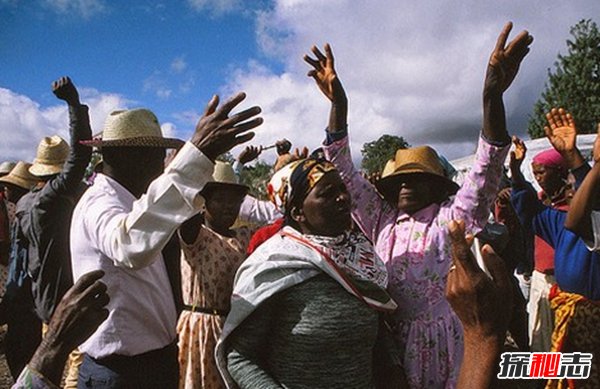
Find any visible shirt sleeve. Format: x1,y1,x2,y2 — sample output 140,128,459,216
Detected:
238,196,281,225
85,142,214,269
322,134,396,244
12,366,59,389
440,135,510,235
36,104,92,207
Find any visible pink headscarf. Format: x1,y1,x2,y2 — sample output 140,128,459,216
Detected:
532,149,567,171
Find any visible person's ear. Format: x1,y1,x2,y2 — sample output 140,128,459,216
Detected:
290,206,306,223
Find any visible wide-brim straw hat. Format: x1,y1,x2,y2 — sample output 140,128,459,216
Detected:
29,135,69,177
203,161,248,194
375,146,459,199
0,161,40,190
81,109,184,149
0,161,16,175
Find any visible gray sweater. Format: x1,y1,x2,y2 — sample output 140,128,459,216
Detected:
226,273,380,389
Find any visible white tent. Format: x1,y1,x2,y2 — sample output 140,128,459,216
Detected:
449,134,596,191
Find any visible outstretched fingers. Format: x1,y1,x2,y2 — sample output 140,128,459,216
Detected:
493,21,513,55
448,220,479,275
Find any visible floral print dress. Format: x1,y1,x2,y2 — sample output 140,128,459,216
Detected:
177,225,254,389
324,134,509,388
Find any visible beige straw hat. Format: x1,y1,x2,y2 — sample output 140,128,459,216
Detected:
0,161,40,190
82,108,183,149
203,161,248,193
0,161,16,176
29,135,70,177
375,146,459,199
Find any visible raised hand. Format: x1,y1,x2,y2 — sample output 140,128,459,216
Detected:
509,135,527,172
238,145,262,165
52,76,80,106
30,270,109,385
304,43,346,103
446,219,512,336
485,22,533,96
544,107,577,154
191,93,262,161
275,139,292,156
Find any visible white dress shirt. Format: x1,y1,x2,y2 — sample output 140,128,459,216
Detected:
70,142,213,358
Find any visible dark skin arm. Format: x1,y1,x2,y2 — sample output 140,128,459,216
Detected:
564,124,600,240
509,135,527,188
28,270,109,386
304,43,348,133
483,22,533,143
446,220,513,389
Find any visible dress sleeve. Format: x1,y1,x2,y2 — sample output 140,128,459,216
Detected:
323,134,396,243
226,297,283,388
439,135,510,235
86,143,213,269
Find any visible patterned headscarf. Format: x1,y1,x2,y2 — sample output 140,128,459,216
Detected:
267,158,337,214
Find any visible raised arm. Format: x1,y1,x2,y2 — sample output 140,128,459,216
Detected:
304,43,347,132
483,22,533,143
306,44,394,242
565,125,600,243
90,93,262,269
509,135,527,188
38,77,92,204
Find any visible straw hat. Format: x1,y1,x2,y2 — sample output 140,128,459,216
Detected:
375,146,459,199
203,161,248,194
0,161,16,176
82,109,183,149
0,161,40,190
29,135,70,177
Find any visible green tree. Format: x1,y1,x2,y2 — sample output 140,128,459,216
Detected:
528,19,600,138
239,160,273,200
360,134,410,175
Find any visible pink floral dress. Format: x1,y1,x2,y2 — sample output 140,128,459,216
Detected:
177,225,254,389
324,135,509,388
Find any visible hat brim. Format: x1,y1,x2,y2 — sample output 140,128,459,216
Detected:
375,170,459,200
29,163,63,177
81,136,184,149
0,176,37,190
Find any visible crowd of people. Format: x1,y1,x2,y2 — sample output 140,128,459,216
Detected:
0,21,597,389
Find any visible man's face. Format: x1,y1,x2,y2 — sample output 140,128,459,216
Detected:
395,173,437,214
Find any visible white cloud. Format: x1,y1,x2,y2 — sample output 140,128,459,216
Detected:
227,0,600,161
161,122,178,139
187,0,241,15
143,72,173,100
43,0,106,19
170,56,188,74
0,87,130,162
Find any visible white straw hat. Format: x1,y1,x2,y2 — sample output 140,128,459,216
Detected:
0,161,16,175
29,135,69,177
0,161,39,190
203,161,248,193
82,108,183,149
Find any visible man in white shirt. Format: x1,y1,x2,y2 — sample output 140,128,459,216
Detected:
70,93,262,388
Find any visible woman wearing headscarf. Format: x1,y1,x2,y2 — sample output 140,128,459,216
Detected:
304,23,532,387
216,158,400,389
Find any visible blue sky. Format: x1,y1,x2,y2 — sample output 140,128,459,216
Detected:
1,0,598,164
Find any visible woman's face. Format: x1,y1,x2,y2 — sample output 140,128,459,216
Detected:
532,162,564,195
395,173,437,214
294,171,352,236
203,186,247,231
